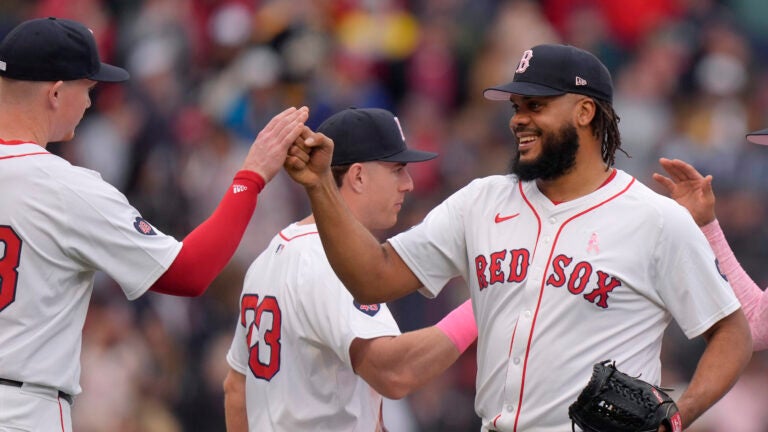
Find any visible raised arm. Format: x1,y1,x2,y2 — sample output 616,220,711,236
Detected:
700,220,768,349
285,131,422,303
349,299,477,399
654,157,768,349
150,107,308,297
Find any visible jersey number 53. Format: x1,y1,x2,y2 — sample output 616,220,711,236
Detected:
240,294,282,381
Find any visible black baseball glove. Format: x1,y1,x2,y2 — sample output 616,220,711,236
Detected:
568,360,682,432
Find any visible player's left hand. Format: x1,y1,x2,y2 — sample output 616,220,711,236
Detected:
652,157,716,227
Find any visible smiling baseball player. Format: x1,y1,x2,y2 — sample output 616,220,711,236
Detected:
0,17,306,432
285,44,752,431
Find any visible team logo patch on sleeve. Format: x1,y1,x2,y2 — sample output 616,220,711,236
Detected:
353,301,381,317
133,217,157,235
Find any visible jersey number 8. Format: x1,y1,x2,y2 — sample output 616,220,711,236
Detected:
0,226,21,313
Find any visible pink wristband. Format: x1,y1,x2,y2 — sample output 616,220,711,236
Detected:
435,299,477,353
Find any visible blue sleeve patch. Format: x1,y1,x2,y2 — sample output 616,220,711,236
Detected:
353,301,381,317
133,217,157,236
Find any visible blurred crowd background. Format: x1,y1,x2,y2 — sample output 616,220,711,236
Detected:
4,0,768,430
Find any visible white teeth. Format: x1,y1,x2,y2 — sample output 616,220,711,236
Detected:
518,136,536,144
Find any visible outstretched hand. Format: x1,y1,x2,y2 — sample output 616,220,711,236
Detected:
284,126,335,190
652,157,716,227
241,106,309,182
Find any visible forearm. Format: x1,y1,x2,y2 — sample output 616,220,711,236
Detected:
675,310,751,428
224,369,248,432
359,327,463,399
353,299,476,399
306,176,420,303
150,171,263,296
701,219,768,349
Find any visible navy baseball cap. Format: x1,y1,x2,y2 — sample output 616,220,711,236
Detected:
747,128,768,145
0,17,129,82
318,107,438,166
483,44,613,104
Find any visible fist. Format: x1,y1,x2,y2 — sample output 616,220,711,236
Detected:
284,129,334,188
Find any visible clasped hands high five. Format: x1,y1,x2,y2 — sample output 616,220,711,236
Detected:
284,122,336,190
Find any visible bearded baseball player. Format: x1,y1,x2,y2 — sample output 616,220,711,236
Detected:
0,17,307,431
224,107,477,431
285,44,752,431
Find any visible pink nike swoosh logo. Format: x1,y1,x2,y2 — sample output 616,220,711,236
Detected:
494,213,520,223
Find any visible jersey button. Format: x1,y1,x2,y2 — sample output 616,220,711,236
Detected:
549,217,556,224
523,310,531,318
513,357,521,365
506,404,515,412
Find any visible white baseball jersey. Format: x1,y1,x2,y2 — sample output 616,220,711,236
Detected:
389,169,740,432
227,222,401,431
0,142,182,396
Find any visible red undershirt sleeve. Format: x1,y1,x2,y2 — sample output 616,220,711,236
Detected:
149,170,265,297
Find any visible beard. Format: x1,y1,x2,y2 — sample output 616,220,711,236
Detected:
509,123,580,181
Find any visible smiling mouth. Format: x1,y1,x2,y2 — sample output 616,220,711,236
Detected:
517,135,537,150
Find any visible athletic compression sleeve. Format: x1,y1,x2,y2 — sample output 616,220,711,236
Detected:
150,170,265,297
435,299,477,353
701,219,768,350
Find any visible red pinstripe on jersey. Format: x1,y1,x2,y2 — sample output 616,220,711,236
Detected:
279,229,318,242
0,139,47,159
0,139,36,145
511,175,635,432
58,398,65,431
0,152,48,160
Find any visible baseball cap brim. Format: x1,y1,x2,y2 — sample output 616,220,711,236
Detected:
483,82,565,101
747,128,768,145
89,62,130,83
378,148,438,163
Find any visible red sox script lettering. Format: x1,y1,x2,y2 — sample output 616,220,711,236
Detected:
475,250,622,308
475,249,530,290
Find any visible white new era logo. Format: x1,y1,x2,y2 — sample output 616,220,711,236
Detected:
232,184,248,194
0,61,6,72
575,76,587,86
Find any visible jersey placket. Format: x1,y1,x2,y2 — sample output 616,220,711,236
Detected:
498,210,561,430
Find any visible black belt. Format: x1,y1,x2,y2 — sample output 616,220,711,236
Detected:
0,377,73,405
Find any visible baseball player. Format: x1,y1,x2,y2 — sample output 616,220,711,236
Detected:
285,44,752,431
654,150,768,351
224,107,478,432
0,17,307,432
